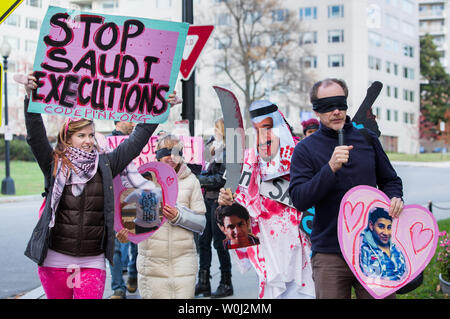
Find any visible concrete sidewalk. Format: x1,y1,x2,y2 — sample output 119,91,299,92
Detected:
20,250,259,299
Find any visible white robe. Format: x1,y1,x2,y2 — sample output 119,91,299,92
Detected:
231,148,315,299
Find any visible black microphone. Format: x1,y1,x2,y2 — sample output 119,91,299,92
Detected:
206,135,215,145
338,129,344,146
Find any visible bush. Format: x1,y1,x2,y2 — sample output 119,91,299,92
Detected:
0,137,36,161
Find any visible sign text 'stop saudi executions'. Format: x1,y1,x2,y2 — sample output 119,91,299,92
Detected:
28,6,188,123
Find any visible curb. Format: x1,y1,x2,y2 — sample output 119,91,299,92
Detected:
19,286,45,299
391,161,450,168
0,194,42,204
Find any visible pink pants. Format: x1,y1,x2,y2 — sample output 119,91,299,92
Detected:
38,266,106,299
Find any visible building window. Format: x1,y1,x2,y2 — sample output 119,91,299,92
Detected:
275,57,288,70
299,7,317,20
328,54,344,68
301,56,317,69
386,85,391,97
386,61,391,74
402,0,414,15
385,14,399,30
299,31,317,45
272,9,289,22
4,14,20,27
380,135,398,152
102,1,119,9
215,37,231,49
328,5,344,18
369,56,382,70
404,112,409,123
3,36,20,50
328,30,344,43
25,17,39,30
402,21,415,37
394,63,398,75
403,89,409,101
409,91,414,102
244,11,261,24
156,0,172,8
384,37,400,53
25,40,37,53
375,107,381,119
217,13,231,26
403,67,414,79
26,0,42,8
387,109,391,121
394,87,398,98
403,44,414,57
394,110,399,122
368,32,382,47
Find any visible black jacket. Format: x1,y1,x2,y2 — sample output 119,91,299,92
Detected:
197,150,226,192
288,116,403,254
23,98,158,265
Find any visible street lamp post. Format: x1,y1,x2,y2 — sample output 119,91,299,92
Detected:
181,0,195,137
1,39,15,195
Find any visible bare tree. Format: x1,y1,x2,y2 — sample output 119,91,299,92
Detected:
209,0,315,127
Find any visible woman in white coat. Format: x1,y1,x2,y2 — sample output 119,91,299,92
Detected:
130,134,206,298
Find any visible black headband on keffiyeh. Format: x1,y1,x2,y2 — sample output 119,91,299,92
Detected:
249,104,278,118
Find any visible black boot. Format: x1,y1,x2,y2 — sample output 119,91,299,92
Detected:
195,269,211,297
211,271,233,298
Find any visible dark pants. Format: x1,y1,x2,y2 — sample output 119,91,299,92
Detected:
311,253,396,299
198,198,231,272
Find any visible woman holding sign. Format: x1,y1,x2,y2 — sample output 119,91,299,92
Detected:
22,73,179,299
131,134,206,299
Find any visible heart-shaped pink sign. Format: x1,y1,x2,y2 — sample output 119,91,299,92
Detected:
113,162,178,244
338,185,438,299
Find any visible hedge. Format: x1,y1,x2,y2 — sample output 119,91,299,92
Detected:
0,138,36,161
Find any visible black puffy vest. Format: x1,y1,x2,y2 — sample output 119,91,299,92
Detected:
49,171,106,256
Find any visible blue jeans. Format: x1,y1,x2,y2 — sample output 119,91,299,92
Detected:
109,239,138,292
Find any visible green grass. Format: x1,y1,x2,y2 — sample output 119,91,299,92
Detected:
387,152,450,162
0,161,44,196
396,218,450,299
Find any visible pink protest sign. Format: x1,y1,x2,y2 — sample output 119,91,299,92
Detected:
107,135,204,168
28,6,188,123
113,162,178,244
338,185,438,299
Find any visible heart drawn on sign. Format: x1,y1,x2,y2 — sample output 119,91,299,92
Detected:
410,222,434,255
166,176,175,186
338,185,438,299
343,201,365,232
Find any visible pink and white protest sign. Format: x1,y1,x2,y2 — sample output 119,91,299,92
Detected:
28,6,188,123
338,185,438,299
107,135,204,168
113,162,178,244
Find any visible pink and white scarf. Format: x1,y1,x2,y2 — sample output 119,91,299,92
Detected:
49,147,99,228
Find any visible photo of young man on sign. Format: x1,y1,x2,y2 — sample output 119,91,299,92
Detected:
216,203,260,250
359,207,407,282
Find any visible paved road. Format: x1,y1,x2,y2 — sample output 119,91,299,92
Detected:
1,163,449,299
0,199,41,299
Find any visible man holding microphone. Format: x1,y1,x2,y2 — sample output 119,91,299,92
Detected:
288,78,404,299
